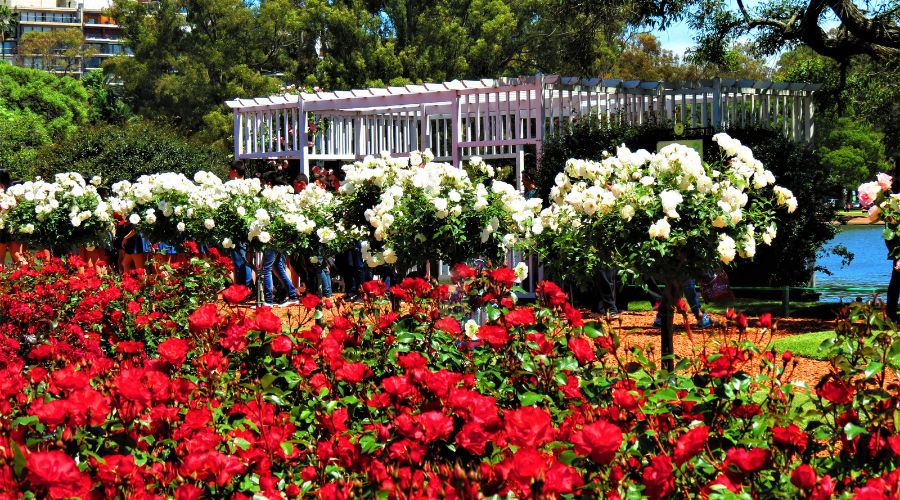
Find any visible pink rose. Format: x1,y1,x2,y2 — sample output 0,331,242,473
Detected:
858,181,881,207
877,172,892,191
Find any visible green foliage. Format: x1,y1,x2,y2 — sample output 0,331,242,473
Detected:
81,69,132,124
819,117,889,188
0,62,89,177
770,331,835,360
18,28,94,77
32,120,230,182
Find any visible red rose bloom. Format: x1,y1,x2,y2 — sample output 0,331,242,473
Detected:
451,263,476,280
478,325,510,348
504,406,555,448
222,285,251,304
434,316,462,335
361,280,387,297
188,303,219,333
334,362,372,384
674,425,709,465
26,450,91,498
270,335,293,354
157,337,190,367
572,420,623,464
772,423,808,453
417,411,455,442
301,293,321,310
817,378,854,405
543,461,584,495
759,312,773,329
254,308,282,334
489,268,518,288
724,447,770,474
791,464,817,490
504,308,536,327
536,281,567,306
642,455,674,500
456,421,491,455
568,337,596,365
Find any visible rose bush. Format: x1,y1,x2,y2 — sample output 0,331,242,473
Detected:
1,259,899,498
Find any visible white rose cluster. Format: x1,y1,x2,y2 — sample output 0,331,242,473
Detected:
544,134,796,270
1,173,113,248
342,152,539,268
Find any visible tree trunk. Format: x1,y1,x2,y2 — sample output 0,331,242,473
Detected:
660,279,682,372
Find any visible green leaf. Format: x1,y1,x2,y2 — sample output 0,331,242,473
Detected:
865,361,884,379
280,441,295,456
844,422,868,439
233,437,252,451
518,392,544,406
11,441,25,478
13,415,39,428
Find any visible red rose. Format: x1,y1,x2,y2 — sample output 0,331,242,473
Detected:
499,447,548,497
504,406,555,448
759,312,773,329
489,267,518,288
504,308,536,327
536,281,567,306
27,450,91,498
301,293,321,310
222,285,251,304
254,308,282,334
116,340,145,354
563,303,584,326
456,421,491,455
270,335,293,354
568,337,596,365
735,313,748,329
334,362,372,384
157,337,190,367
543,461,584,495
782,351,793,363
772,423,808,453
674,425,709,465
791,464,817,490
724,447,770,474
817,378,854,405
188,303,219,333
572,420,623,464
451,263,476,280
434,316,462,335
418,411,455,442
175,484,205,500
642,455,674,500
478,325,510,348
361,280,387,297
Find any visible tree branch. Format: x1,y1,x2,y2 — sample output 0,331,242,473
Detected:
826,0,900,48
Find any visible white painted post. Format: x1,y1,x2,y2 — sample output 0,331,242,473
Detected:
804,93,815,143
233,111,241,158
712,77,722,131
298,101,309,177
451,92,461,167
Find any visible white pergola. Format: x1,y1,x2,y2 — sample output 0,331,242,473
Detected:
226,75,821,182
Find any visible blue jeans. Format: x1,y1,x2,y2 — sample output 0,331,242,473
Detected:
312,259,332,297
657,280,702,318
262,250,297,304
231,243,253,288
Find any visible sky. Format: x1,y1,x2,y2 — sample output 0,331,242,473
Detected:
649,0,841,58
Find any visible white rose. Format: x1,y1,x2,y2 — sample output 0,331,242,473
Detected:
258,231,271,243
221,237,234,249
177,222,186,232
204,218,215,230
514,262,529,282
718,234,737,264
648,218,671,239
659,190,683,218
128,213,140,224
620,204,635,221
383,247,397,264
464,319,479,339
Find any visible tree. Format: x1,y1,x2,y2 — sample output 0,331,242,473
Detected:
818,117,889,190
0,62,89,176
17,28,95,76
0,5,15,45
688,0,899,67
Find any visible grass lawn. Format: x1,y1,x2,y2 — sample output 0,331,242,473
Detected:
770,330,835,360
625,298,839,318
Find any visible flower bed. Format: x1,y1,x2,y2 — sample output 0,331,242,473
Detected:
1,261,898,498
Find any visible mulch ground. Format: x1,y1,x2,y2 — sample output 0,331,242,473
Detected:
238,293,839,389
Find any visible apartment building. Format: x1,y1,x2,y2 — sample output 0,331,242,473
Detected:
0,0,131,75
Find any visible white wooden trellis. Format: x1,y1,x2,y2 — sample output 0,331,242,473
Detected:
226,75,821,183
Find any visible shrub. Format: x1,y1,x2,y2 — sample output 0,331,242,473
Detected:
32,120,230,182
533,121,838,286
1,264,899,497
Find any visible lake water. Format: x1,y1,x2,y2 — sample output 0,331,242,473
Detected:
815,224,890,302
